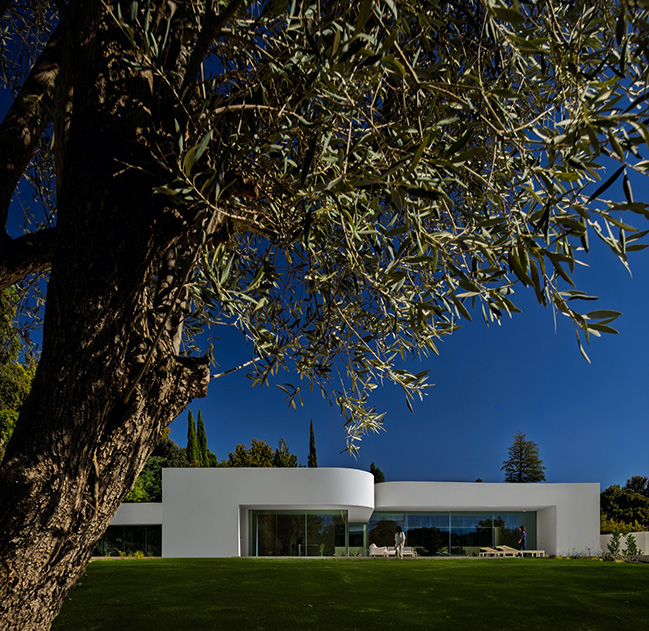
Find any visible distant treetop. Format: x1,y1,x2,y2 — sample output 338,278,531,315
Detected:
501,431,546,483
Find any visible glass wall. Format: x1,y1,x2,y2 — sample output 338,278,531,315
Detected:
93,525,162,556
250,510,348,557
368,511,536,556
348,523,367,557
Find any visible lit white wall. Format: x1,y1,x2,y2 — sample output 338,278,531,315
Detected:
374,482,600,556
537,506,556,554
601,531,648,555
110,502,162,525
107,472,600,558
161,467,375,558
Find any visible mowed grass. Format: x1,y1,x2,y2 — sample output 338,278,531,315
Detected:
53,557,649,631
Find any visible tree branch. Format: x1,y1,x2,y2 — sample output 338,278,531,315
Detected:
0,227,56,290
211,357,260,379
0,23,63,230
178,0,246,107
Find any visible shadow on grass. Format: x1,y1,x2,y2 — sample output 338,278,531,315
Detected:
53,557,649,631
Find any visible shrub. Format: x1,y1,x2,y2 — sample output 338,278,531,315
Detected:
607,532,622,556
624,534,641,557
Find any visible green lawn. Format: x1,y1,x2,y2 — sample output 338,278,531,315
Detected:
53,557,649,631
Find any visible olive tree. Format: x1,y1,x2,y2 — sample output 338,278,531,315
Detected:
1,1,649,628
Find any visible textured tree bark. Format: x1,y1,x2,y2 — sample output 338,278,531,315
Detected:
0,227,57,290
0,3,212,628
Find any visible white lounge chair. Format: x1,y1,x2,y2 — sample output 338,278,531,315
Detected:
386,545,416,557
369,543,389,557
495,545,519,557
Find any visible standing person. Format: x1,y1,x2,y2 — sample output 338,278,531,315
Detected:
395,526,406,560
518,526,526,552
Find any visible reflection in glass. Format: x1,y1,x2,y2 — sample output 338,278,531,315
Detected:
254,511,306,556
93,525,162,556
251,510,347,557
493,512,537,549
368,513,405,550
451,513,494,556
348,523,366,557
369,511,537,556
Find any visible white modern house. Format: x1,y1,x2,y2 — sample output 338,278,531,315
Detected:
96,468,601,558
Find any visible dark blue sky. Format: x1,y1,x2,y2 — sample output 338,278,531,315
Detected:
1,84,647,493
174,231,648,490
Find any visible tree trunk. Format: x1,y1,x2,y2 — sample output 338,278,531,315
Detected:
0,4,211,628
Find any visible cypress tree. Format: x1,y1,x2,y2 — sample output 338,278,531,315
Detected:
308,420,318,468
186,410,199,467
197,409,209,467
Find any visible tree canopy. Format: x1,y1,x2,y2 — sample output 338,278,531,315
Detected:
0,288,34,461
601,476,649,531
2,1,649,628
124,435,187,502
226,437,299,467
273,437,299,467
501,430,546,483
370,461,386,483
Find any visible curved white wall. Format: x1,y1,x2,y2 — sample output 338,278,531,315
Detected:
161,467,375,557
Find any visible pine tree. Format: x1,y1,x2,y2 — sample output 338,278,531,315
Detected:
186,410,199,467
308,420,318,468
196,410,208,467
501,431,546,483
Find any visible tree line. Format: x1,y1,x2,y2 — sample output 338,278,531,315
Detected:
601,476,649,533
0,289,34,462
124,411,319,502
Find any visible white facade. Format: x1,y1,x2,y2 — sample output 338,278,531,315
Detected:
107,468,601,557
162,467,374,557
375,481,601,556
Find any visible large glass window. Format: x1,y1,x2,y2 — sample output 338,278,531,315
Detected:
369,511,537,556
493,512,537,550
368,513,405,549
254,511,305,556
405,514,451,556
93,525,162,557
450,512,494,556
251,510,348,557
348,523,367,557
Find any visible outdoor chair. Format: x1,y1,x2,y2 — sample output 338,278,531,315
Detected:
479,547,500,557
369,543,389,557
495,545,520,557
386,545,416,557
